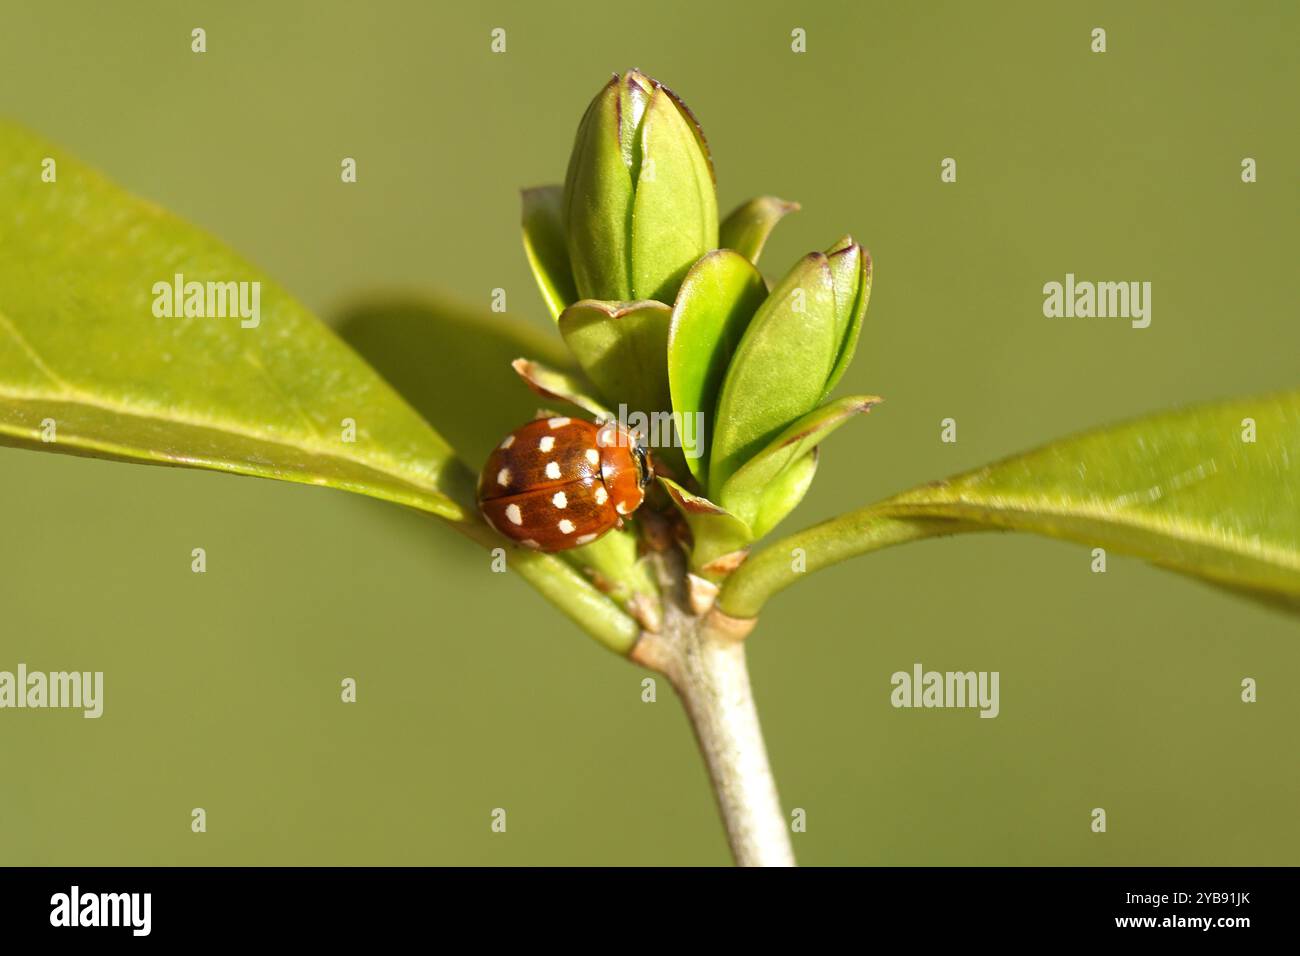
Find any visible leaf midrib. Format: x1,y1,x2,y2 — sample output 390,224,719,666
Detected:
0,382,443,496
0,308,74,391
0,293,446,494
881,490,1300,573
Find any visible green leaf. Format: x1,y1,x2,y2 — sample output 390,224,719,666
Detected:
720,395,881,529
667,250,768,486
709,252,838,494
521,185,578,320
658,476,753,579
0,120,464,519
510,358,610,420
823,236,872,397
719,196,800,265
630,86,720,302
558,299,672,419
718,390,1300,619
335,294,575,468
752,450,819,539
654,82,716,183
558,297,691,477
563,76,635,301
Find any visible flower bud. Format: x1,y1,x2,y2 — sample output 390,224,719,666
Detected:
563,70,718,303
822,235,872,396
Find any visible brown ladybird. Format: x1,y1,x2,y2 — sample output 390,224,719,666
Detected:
477,416,651,552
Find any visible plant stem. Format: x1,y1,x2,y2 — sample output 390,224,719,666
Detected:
671,630,794,866
542,512,790,866
632,532,794,866
717,510,980,619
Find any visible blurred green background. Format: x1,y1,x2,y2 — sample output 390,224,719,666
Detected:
1,0,1296,865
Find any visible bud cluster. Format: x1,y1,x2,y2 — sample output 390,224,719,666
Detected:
518,70,875,581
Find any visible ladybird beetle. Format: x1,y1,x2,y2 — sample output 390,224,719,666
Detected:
477,416,652,552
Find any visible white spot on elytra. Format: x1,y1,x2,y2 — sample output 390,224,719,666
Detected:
552,491,567,509
505,503,523,525
500,434,515,449
547,417,571,429
594,485,608,505
497,468,511,486
616,501,630,515
575,533,597,545
558,519,575,534
545,461,561,480
539,435,555,453
585,448,599,466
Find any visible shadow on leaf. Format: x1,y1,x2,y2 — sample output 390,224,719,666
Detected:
334,293,578,468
